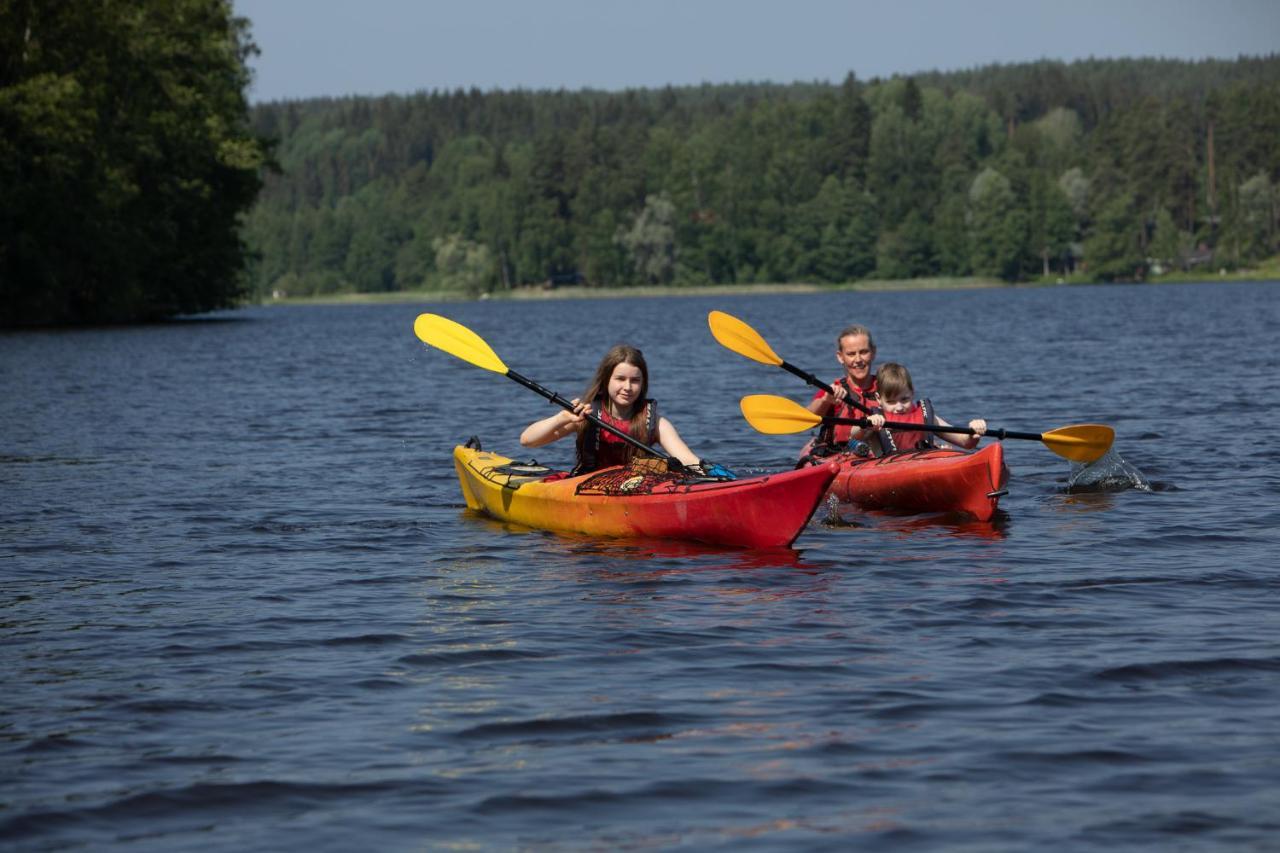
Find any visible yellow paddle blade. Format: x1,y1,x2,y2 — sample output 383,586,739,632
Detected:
413,313,509,374
739,394,823,435
708,311,784,367
1041,424,1115,463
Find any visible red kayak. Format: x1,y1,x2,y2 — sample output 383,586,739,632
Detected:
826,443,1009,521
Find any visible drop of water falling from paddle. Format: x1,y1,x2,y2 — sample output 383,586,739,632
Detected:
1067,447,1151,493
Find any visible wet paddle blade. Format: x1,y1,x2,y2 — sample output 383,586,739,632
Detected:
739,394,823,435
708,311,784,367
1041,424,1115,463
413,313,508,374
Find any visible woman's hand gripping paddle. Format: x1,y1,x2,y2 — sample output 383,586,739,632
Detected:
739,394,1114,464
413,313,677,466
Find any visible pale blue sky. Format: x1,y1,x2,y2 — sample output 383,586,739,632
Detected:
232,0,1280,102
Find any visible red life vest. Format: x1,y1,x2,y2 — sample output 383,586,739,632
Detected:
812,375,880,446
880,398,937,453
573,398,659,474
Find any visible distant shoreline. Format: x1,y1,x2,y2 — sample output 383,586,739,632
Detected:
262,277,1015,306
259,271,1278,306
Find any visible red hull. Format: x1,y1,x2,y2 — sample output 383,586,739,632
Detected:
828,443,1008,521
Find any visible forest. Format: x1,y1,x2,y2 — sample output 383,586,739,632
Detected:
244,55,1280,297
4,7,1278,326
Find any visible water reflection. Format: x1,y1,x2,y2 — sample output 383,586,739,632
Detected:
557,537,814,570
455,508,821,570
818,504,1009,541
1054,491,1116,514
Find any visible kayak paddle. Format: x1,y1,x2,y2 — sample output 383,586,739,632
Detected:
740,393,1114,464
413,313,679,466
707,310,874,414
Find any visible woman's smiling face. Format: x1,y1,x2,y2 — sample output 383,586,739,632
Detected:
836,333,875,383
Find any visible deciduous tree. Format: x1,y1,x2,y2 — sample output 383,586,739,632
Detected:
0,0,268,325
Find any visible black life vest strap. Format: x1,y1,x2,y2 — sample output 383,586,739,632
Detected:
881,397,937,453
818,378,884,452
818,378,856,445
572,398,658,476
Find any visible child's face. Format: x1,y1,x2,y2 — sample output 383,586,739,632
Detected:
879,388,915,414
835,334,875,383
607,362,644,411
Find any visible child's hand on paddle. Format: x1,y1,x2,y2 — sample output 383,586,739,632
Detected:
555,399,589,431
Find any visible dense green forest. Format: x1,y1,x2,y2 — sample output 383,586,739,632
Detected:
0,0,267,326
245,56,1280,297
4,9,1278,324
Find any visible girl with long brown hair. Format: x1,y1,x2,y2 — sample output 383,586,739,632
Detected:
519,344,701,474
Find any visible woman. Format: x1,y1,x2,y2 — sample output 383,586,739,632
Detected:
807,324,883,453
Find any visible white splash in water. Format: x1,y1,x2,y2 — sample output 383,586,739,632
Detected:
1068,447,1151,492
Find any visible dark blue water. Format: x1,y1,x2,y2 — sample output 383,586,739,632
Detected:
3,282,1279,851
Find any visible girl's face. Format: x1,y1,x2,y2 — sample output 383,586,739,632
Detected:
879,388,915,415
607,362,644,413
836,334,875,384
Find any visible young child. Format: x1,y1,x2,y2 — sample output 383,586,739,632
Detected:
864,362,988,452
520,344,703,475
807,324,883,452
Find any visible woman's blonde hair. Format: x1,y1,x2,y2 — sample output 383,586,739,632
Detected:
836,325,876,352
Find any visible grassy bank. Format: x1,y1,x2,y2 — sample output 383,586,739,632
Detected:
1148,254,1280,283
1031,254,1280,286
261,262,1279,307
261,276,1010,306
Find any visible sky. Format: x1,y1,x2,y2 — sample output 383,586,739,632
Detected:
232,0,1280,103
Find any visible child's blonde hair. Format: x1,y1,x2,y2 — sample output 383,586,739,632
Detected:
876,362,914,400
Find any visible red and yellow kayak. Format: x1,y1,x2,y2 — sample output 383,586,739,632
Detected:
454,445,837,548
827,443,1009,521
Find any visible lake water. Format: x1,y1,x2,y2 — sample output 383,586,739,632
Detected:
3,282,1279,850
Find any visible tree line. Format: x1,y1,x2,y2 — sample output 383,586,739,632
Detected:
3,13,1277,328
244,56,1280,297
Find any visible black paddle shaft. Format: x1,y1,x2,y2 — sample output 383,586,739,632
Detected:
827,415,1038,442
780,362,876,415
786,363,1024,438
505,369,677,463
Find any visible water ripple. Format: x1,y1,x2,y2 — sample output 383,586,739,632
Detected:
5,288,1280,850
